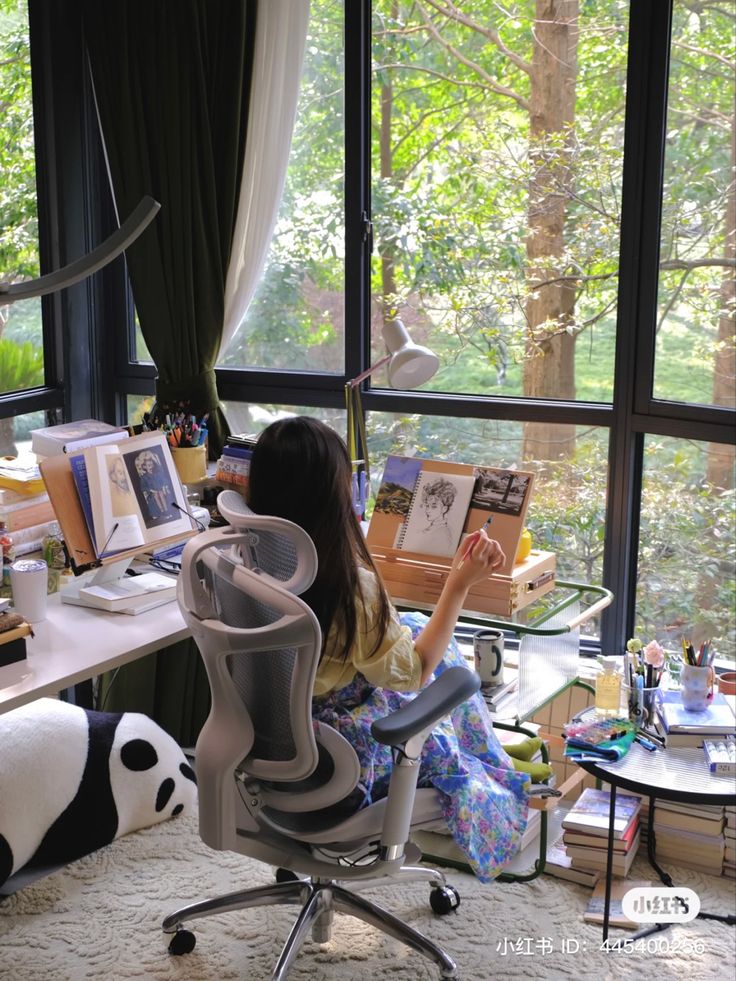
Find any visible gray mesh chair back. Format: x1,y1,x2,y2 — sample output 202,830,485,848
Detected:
166,495,472,979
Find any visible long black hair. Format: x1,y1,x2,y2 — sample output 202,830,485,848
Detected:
247,416,391,661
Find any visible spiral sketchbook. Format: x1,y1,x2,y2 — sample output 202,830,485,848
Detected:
395,469,477,557
369,455,535,574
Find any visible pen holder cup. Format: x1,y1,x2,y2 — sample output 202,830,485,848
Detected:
681,664,714,712
625,684,660,726
171,445,207,485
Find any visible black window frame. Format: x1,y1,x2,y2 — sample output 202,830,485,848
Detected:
6,0,734,656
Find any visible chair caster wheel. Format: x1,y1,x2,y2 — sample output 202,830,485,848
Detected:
275,867,300,883
168,929,196,955
430,885,460,915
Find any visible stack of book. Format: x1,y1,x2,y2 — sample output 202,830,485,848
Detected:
724,806,736,879
583,878,652,929
30,418,128,459
543,834,600,887
0,475,58,558
654,689,736,747
561,787,641,878
215,434,258,489
652,800,725,876
0,609,32,667
480,666,518,716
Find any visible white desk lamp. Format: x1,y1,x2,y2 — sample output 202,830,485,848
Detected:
345,319,439,516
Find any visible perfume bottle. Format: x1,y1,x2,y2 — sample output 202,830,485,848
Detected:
595,657,622,718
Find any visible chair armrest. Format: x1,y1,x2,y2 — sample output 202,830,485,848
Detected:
371,665,480,748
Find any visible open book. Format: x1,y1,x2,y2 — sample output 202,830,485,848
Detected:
369,455,534,574
68,432,192,558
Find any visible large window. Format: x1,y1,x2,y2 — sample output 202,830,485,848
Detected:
370,1,628,409
638,435,735,658
653,1,735,412
0,0,43,448
5,1,735,662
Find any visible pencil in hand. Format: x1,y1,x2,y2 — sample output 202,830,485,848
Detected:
457,515,494,570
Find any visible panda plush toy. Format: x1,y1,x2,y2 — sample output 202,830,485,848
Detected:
0,697,198,888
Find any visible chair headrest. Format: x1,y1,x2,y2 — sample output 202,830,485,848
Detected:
217,488,256,527
215,490,318,596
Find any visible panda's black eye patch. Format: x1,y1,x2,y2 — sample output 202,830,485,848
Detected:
0,833,14,889
180,762,197,784
120,739,159,772
172,804,184,816
156,778,175,812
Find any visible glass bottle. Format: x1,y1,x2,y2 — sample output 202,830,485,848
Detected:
595,656,622,718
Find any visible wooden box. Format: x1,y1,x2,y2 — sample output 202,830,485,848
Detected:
370,546,556,619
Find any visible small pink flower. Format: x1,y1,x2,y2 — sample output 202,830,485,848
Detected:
643,640,665,668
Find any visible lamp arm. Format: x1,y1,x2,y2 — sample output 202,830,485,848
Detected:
346,352,392,389
0,196,160,304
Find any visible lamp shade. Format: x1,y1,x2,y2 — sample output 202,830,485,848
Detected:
382,319,439,389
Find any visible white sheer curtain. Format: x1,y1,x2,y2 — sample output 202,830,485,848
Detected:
220,0,311,357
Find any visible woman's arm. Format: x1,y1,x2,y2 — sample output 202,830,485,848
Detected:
413,529,505,687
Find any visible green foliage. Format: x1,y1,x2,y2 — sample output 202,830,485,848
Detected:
0,0,38,283
0,336,44,391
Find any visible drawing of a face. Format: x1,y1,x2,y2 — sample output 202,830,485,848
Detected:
421,479,457,526
109,458,130,492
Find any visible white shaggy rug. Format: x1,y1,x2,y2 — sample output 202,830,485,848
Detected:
0,812,734,981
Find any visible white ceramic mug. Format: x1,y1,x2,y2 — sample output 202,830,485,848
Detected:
473,629,505,687
10,558,48,623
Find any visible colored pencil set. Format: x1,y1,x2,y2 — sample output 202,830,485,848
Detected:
681,638,715,667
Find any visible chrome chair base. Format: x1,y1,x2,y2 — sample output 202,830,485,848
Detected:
163,876,458,980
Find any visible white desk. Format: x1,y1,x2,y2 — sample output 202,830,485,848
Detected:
0,592,189,715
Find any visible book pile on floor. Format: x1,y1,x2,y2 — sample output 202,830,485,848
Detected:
560,787,641,878
583,878,652,929
543,834,600,887
652,799,725,876
724,807,736,879
654,689,736,747
215,434,258,490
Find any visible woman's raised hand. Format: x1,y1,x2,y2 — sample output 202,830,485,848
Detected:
451,528,506,586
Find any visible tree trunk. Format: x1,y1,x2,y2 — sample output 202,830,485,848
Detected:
706,106,735,489
522,0,579,463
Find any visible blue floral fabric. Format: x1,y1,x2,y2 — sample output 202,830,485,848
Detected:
312,611,530,882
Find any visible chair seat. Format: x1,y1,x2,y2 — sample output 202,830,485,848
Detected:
260,787,446,846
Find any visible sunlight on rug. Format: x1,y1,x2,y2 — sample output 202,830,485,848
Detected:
0,812,733,980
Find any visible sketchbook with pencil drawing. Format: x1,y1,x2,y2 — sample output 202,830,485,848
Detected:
367,455,554,617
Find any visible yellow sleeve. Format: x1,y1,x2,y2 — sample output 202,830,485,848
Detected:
314,568,422,696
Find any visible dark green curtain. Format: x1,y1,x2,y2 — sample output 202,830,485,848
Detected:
82,0,257,459
82,0,257,745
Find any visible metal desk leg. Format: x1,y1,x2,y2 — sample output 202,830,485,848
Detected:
602,784,617,942
646,794,672,886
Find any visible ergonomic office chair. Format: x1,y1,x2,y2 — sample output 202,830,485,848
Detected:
162,494,481,980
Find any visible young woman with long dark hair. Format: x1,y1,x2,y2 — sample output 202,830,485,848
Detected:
247,416,533,881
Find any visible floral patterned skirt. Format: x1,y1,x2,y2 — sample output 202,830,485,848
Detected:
312,612,530,882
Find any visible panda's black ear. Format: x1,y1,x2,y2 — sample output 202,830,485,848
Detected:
120,739,159,771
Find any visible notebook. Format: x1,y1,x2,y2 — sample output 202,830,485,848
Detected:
396,469,477,557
